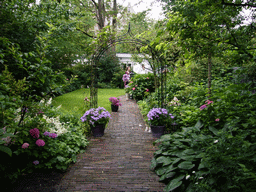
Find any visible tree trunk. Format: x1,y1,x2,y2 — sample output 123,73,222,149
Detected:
111,0,117,52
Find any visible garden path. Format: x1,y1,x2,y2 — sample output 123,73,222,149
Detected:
56,95,165,191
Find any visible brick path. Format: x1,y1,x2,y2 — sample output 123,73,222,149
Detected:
56,95,165,191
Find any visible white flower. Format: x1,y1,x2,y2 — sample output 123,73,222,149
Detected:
56,105,62,110
40,99,45,104
186,175,190,180
214,140,219,143
192,171,195,174
195,182,198,185
199,177,203,179
46,97,52,106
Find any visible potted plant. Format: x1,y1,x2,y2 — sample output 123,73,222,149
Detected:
147,108,174,138
109,97,122,112
124,85,130,100
80,107,111,137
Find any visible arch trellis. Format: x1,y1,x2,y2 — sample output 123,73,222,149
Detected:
90,24,167,109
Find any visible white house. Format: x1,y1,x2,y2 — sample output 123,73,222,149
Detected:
72,53,153,74
116,53,152,74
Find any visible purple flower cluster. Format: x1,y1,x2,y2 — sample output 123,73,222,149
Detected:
22,143,29,149
29,128,40,139
80,107,111,126
109,97,122,106
36,139,45,147
122,74,130,82
147,108,169,120
33,160,39,165
147,108,174,126
43,131,58,138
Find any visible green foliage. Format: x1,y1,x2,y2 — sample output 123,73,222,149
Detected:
152,120,256,192
127,73,155,101
0,99,89,183
97,52,122,86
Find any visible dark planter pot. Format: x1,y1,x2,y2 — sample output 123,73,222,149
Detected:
111,104,119,112
150,125,165,138
91,124,105,137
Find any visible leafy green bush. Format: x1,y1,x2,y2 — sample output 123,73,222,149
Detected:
151,121,256,192
127,73,155,101
0,98,89,183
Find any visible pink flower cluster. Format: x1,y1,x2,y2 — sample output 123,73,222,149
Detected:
146,89,149,92
215,118,220,122
29,128,40,138
22,143,29,149
109,97,122,106
36,139,45,147
200,100,213,110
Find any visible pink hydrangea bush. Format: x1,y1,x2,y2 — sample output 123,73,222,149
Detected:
22,143,29,149
29,128,40,138
36,139,45,147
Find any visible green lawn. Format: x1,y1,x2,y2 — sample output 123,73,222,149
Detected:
52,88,125,116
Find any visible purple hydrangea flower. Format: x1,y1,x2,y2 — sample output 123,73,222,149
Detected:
49,133,58,138
33,160,39,165
36,139,45,147
43,131,50,136
122,74,130,82
29,128,40,139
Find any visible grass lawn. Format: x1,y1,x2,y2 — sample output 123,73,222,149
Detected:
52,88,125,116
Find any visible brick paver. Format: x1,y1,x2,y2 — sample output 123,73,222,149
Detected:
56,95,165,191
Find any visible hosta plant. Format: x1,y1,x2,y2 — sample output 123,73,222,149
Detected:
151,120,256,192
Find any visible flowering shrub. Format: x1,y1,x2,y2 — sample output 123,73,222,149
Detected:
35,139,45,147
43,132,58,138
21,143,29,149
109,97,122,106
80,107,111,127
29,128,40,139
127,73,155,101
147,108,174,126
122,74,130,84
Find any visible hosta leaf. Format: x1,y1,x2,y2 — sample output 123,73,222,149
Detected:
0,145,12,157
178,161,195,170
166,164,178,173
196,153,205,158
156,156,173,166
198,161,208,169
180,155,195,161
165,171,176,179
172,158,181,165
209,126,218,135
195,120,204,130
155,166,167,176
183,149,196,155
165,175,184,191
151,158,157,169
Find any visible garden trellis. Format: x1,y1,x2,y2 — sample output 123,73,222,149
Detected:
90,23,167,108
